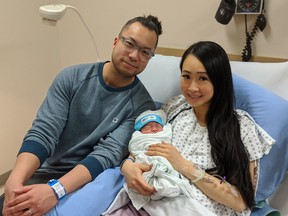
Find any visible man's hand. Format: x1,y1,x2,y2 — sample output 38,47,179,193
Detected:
4,184,57,216
2,178,24,216
121,160,156,196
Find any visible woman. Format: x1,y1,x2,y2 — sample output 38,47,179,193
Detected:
120,41,274,216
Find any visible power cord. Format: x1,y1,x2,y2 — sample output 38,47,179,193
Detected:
241,1,267,61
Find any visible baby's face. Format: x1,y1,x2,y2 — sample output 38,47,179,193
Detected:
140,122,163,134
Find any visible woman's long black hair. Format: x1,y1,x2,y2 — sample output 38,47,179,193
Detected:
180,41,255,209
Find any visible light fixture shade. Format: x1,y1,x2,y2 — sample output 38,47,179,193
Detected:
39,4,101,61
215,0,236,25
39,4,67,26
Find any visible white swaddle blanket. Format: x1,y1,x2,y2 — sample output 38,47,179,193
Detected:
126,124,195,210
103,124,216,216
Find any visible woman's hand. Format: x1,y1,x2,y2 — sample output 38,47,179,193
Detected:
146,141,188,172
121,159,156,196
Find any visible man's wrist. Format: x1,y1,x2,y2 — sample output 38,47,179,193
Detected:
47,179,66,200
119,157,135,175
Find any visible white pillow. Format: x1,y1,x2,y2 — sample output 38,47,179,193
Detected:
140,55,288,101
230,61,288,100
139,54,181,102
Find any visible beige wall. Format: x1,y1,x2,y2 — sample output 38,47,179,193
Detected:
0,0,61,175
58,0,288,67
1,0,287,176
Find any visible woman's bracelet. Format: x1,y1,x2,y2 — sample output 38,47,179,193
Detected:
190,167,239,197
119,157,135,174
213,174,226,184
191,169,206,183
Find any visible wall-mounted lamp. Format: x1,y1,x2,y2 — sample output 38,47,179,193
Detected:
39,4,100,61
215,0,236,25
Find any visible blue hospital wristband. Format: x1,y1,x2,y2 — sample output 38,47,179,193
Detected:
47,179,66,200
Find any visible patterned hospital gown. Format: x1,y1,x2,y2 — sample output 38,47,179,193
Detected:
161,95,275,216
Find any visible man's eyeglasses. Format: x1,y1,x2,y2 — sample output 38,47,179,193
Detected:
118,34,155,61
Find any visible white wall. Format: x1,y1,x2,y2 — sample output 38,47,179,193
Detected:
1,0,287,176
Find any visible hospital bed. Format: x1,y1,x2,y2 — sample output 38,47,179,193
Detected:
138,47,288,215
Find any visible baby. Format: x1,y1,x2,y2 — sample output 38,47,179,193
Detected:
129,109,172,157
125,110,193,210
103,110,196,215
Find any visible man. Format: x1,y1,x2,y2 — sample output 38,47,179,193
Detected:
1,15,162,216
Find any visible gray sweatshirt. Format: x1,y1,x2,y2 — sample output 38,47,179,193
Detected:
19,62,155,179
